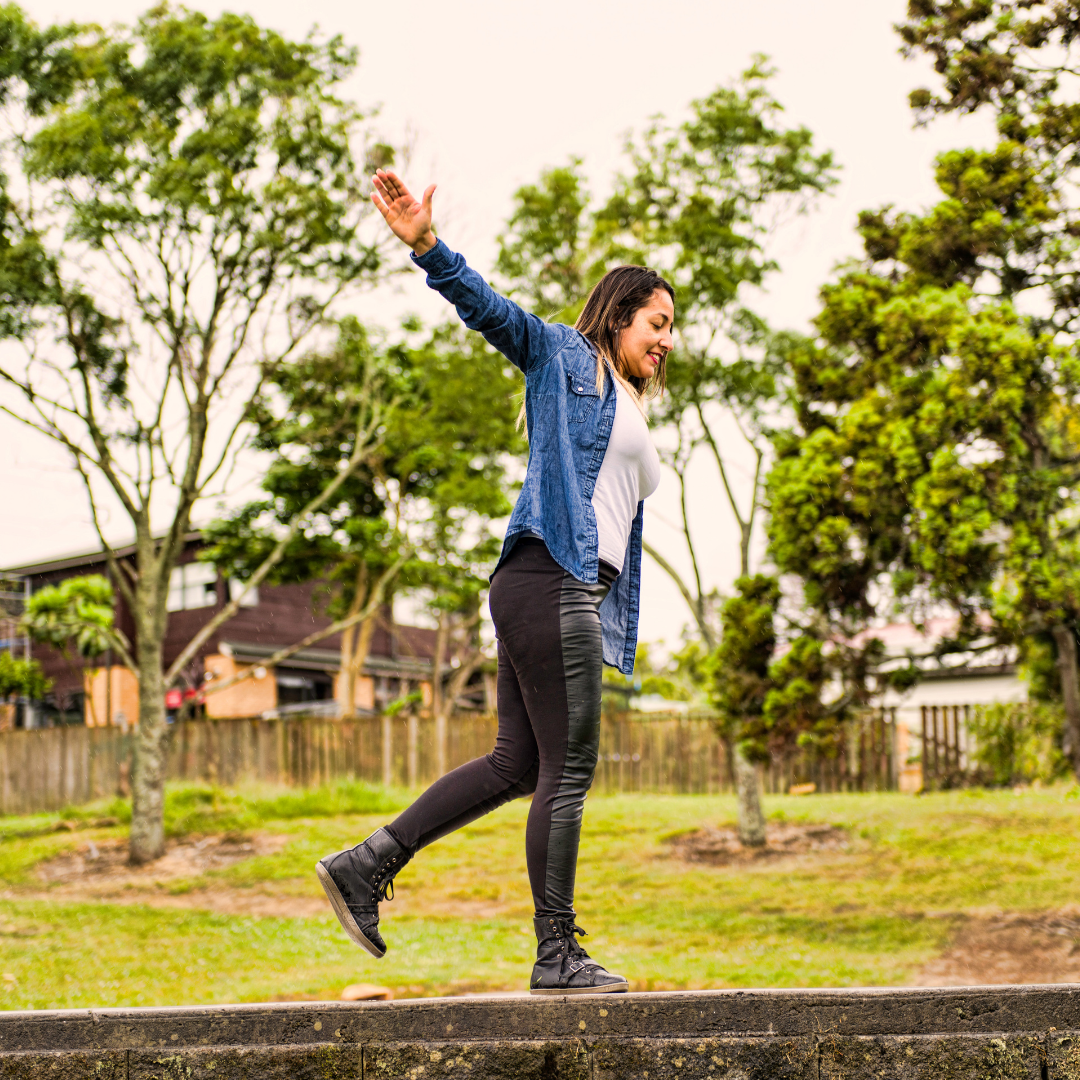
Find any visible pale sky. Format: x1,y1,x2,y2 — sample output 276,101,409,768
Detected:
0,0,995,648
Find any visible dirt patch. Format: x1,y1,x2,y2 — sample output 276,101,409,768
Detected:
664,823,850,866
24,833,315,918
35,833,288,888
23,834,519,921
916,910,1080,985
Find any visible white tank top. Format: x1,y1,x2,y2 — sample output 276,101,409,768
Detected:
592,380,661,570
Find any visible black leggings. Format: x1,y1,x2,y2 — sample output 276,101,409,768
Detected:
385,539,615,918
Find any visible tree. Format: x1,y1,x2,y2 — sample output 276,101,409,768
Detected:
203,318,524,727
768,259,1080,775
201,318,408,719
768,1,1080,780
594,60,837,608
0,5,396,862
495,62,838,838
21,574,129,726
0,651,50,705
495,158,590,322
711,575,779,845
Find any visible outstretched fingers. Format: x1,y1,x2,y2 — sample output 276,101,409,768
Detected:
370,169,436,251
374,169,410,204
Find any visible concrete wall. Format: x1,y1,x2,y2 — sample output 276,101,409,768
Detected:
2,986,1079,1079
84,667,139,729
202,654,277,719
332,671,375,711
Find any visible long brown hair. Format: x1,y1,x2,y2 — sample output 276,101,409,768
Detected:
576,265,675,400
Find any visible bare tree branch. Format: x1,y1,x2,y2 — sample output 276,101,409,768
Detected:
164,392,392,685
199,554,407,699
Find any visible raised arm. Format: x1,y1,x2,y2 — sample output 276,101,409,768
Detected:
371,170,568,374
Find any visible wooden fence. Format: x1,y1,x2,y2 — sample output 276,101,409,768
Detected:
0,709,899,816
920,704,971,791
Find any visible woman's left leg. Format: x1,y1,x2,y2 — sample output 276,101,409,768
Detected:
485,542,627,993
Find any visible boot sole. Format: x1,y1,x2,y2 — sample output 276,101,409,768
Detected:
316,861,386,959
530,981,629,996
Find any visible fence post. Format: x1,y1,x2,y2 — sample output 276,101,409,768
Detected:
407,714,419,788
382,714,393,787
435,713,447,779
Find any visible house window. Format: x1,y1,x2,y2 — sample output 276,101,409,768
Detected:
166,564,259,612
275,669,333,705
166,563,218,612
226,579,259,609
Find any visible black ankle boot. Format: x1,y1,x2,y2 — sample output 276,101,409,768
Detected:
529,916,629,995
316,828,410,958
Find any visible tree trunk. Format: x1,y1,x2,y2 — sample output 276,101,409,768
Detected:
338,565,368,719
129,625,168,865
430,612,450,724
734,745,766,847
431,614,452,777
343,615,377,719
1051,623,1080,779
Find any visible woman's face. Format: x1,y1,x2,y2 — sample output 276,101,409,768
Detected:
619,289,675,381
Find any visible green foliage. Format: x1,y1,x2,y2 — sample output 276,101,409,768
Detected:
494,158,591,320
765,5,1080,786
156,781,408,836
21,574,124,659
0,4,386,386
769,279,1080,624
712,575,780,751
595,57,837,335
709,576,908,761
895,4,1080,336
0,651,49,700
496,62,838,668
967,701,1069,787
202,318,402,596
203,314,524,640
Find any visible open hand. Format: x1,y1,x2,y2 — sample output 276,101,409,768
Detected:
371,170,437,255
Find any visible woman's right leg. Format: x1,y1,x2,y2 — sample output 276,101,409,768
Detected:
316,640,538,958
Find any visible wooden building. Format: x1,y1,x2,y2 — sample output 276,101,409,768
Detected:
6,536,438,728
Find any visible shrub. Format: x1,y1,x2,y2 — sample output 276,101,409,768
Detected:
967,702,1068,787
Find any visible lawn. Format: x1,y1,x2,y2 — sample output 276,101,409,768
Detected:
1,782,1078,1009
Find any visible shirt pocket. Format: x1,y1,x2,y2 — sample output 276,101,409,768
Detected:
567,372,600,423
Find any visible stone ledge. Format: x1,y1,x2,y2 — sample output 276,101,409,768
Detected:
1,987,1078,1079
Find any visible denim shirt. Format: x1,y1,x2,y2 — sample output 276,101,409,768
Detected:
412,239,643,675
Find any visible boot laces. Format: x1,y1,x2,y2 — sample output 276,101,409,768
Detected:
371,862,399,903
563,921,589,959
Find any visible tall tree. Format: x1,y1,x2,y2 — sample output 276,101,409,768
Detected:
768,232,1080,777
594,60,837,611
495,63,837,837
203,319,523,724
495,63,836,640
767,1,1080,780
21,574,128,726
0,5,396,861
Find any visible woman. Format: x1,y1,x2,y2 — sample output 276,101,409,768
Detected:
317,171,673,996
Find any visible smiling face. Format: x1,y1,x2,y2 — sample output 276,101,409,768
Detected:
618,288,675,382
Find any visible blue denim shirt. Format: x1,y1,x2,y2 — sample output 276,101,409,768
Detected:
412,239,643,674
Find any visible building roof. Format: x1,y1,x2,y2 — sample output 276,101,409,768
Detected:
220,639,433,679
5,533,202,576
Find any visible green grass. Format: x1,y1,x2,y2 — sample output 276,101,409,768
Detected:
1,784,1079,1009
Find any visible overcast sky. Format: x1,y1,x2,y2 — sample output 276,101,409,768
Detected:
0,0,995,647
